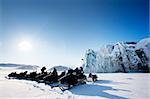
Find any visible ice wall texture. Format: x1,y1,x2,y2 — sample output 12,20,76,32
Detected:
83,38,150,73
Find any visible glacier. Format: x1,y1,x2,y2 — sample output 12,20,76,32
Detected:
83,38,150,73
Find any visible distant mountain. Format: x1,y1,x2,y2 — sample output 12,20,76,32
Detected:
49,65,71,71
83,38,150,73
0,63,39,70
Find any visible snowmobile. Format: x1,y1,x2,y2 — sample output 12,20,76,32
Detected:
7,71,28,79
49,74,86,91
56,70,86,91
87,73,98,82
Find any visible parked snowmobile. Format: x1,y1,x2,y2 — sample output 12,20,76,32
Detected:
16,71,28,79
57,68,86,91
8,71,28,79
43,68,58,84
25,71,38,80
35,72,48,82
8,72,17,78
87,73,98,82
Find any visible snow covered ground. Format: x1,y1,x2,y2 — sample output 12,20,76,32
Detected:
0,68,150,99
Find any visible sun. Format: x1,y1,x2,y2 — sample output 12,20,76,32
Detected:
18,40,32,52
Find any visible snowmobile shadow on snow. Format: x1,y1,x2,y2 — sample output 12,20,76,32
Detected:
95,79,128,85
69,81,130,99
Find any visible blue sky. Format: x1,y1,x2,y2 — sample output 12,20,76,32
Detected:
0,0,149,67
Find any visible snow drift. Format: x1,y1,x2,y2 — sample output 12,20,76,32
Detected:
49,65,71,71
83,38,150,73
0,63,39,70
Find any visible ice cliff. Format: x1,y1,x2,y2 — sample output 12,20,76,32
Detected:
83,38,150,73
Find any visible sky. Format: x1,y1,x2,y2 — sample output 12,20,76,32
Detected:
0,0,149,67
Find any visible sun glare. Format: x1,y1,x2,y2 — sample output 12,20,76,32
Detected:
18,41,32,52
